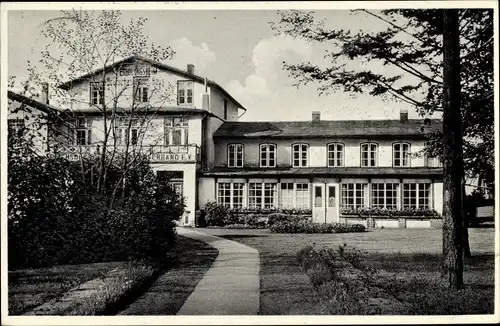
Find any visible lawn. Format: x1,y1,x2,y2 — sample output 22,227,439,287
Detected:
8,261,126,315
8,235,218,316
200,227,496,315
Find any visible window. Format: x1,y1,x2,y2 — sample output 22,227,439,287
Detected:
260,143,276,167
280,183,310,209
228,144,244,168
424,153,443,168
171,182,183,196
248,183,262,208
263,183,277,208
296,183,310,209
177,81,193,105
403,183,431,209
327,143,344,167
133,77,149,103
314,186,323,208
164,116,189,146
115,117,145,146
90,82,104,105
217,183,231,207
371,183,399,209
280,183,294,208
341,183,367,209
361,143,378,167
74,117,92,145
393,143,411,167
8,119,25,139
249,182,277,209
233,183,244,208
292,143,308,167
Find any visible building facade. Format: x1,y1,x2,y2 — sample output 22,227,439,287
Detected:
198,112,443,225
7,56,444,226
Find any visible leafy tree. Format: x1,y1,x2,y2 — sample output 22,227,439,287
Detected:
7,10,185,268
22,9,178,208
270,9,493,186
271,8,493,289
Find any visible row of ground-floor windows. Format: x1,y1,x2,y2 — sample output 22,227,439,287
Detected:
216,182,432,210
341,183,431,209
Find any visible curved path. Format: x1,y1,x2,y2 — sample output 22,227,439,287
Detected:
176,227,260,315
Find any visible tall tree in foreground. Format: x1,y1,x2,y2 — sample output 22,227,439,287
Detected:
442,9,464,289
271,8,493,288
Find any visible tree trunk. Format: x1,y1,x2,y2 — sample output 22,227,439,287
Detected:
442,9,465,289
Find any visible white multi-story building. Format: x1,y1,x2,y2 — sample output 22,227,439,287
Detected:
7,56,444,227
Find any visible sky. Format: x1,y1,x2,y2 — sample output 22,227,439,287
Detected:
7,7,440,122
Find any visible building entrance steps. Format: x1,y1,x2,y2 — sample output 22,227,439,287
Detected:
176,227,260,315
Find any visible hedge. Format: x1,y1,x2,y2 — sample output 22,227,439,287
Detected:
199,202,313,228
270,220,366,234
8,152,184,269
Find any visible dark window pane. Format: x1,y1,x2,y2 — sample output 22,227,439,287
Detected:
172,129,182,145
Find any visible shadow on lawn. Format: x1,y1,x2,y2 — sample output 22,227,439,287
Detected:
219,234,268,239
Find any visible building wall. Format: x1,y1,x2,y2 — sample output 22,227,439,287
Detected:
433,181,443,215
63,60,242,120
151,163,197,225
198,176,443,213
198,177,216,208
214,138,429,168
53,114,204,149
204,117,225,170
65,66,204,110
210,88,239,121
7,99,48,154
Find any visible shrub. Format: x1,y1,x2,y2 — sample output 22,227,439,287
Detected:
195,209,207,227
270,220,365,234
198,204,313,228
203,201,229,227
228,207,312,215
340,206,440,218
8,152,183,269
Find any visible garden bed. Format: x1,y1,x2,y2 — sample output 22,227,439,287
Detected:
340,215,442,229
21,261,158,316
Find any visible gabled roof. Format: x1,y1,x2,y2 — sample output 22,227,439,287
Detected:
7,90,61,114
213,119,441,139
56,55,246,111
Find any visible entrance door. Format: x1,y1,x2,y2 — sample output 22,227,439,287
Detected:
326,184,339,223
312,184,326,223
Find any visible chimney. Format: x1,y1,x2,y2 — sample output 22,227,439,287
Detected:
312,111,321,122
187,64,194,75
400,109,408,122
202,77,210,110
40,82,49,104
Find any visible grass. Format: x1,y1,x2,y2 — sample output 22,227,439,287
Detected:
8,261,125,315
8,234,217,316
118,235,218,315
199,227,495,315
364,252,495,315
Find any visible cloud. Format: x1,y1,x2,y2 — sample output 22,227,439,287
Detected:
226,34,429,122
167,37,216,74
226,35,314,110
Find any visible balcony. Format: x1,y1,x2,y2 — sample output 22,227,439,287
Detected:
54,144,200,163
